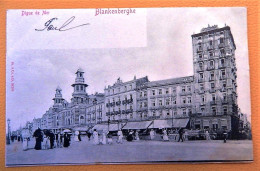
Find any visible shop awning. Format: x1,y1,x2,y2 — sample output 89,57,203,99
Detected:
148,120,172,129
73,126,89,131
172,118,189,128
92,123,125,132
122,121,153,130
92,124,109,131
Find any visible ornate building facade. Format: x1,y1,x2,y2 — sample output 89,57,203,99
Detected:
31,25,242,136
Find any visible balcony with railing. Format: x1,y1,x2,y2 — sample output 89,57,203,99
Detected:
218,43,225,48
198,78,204,83
207,65,215,70
207,45,214,50
179,91,192,96
197,46,203,53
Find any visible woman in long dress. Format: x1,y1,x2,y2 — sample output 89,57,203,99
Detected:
102,130,107,145
162,129,169,141
93,129,99,145
150,129,155,140
33,128,43,150
135,131,140,141
74,131,80,142
42,134,48,150
63,132,70,147
117,130,123,144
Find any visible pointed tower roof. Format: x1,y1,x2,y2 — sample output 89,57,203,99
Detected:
75,68,84,74
56,86,62,91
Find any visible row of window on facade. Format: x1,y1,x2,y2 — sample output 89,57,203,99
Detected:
197,48,231,59
197,37,226,49
107,94,133,103
74,85,85,92
196,31,225,41
148,85,191,96
107,83,134,95
150,96,192,107
199,80,227,91
198,69,226,80
200,106,228,115
108,105,133,112
198,58,226,69
200,92,228,103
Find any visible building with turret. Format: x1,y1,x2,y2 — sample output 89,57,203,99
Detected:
30,25,244,138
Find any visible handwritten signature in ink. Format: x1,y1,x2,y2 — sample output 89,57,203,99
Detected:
35,16,90,31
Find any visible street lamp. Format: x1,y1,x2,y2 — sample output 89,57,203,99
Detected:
6,118,11,145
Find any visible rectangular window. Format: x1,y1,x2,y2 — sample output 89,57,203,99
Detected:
212,107,216,115
211,83,215,89
199,73,204,79
212,94,216,102
209,51,213,57
182,109,186,115
187,97,192,103
166,99,170,105
174,110,177,116
182,86,186,92
221,70,226,76
172,98,176,104
220,37,224,43
165,88,169,94
210,71,215,80
201,95,205,103
201,107,205,112
223,93,227,101
182,97,186,104
223,106,228,115
200,84,204,91
159,100,163,106
152,100,155,107
198,53,202,58
144,91,147,97
140,92,143,97
153,111,156,116
159,89,162,95
209,40,213,45
152,90,155,96
187,86,191,92
172,87,176,94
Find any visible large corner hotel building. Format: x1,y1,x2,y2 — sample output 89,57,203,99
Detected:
32,25,240,135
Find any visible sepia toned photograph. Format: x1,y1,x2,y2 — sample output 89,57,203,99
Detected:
6,7,252,166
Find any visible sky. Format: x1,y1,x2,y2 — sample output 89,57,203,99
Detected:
6,7,250,131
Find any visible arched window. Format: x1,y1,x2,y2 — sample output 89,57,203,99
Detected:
80,116,85,124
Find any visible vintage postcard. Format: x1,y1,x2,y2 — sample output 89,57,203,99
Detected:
6,8,253,166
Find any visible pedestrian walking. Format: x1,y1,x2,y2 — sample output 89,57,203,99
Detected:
117,129,123,144
205,130,211,140
107,133,113,144
93,129,99,145
63,132,71,147
42,134,49,150
178,128,184,142
78,131,82,141
150,129,155,140
49,131,55,149
87,131,92,141
74,131,80,142
33,128,43,150
223,129,228,143
126,130,134,141
135,131,140,141
162,128,169,141
102,130,107,145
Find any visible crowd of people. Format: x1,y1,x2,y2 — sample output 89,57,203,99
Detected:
13,126,236,151
32,128,72,151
